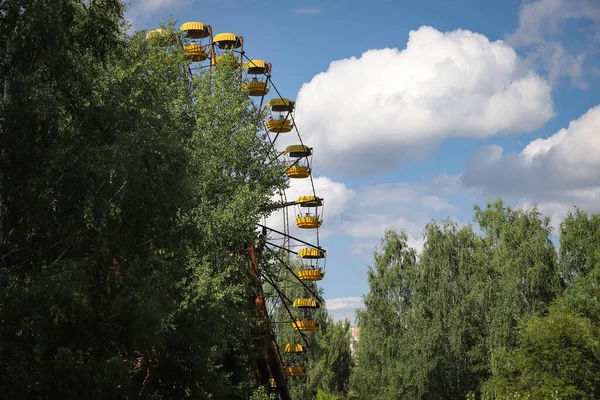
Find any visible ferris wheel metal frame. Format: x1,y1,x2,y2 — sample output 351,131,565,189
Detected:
146,21,329,400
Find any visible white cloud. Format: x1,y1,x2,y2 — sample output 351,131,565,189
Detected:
326,297,363,323
264,176,462,258
293,26,553,175
526,43,588,88
507,0,600,87
462,105,600,228
462,104,600,196
125,0,192,30
342,214,423,241
508,0,600,46
327,180,461,249
327,296,363,311
517,188,600,237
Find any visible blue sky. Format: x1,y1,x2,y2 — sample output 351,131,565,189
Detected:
126,0,600,322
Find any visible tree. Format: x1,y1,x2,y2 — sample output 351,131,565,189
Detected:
0,1,146,397
311,317,353,395
489,310,600,399
145,51,286,399
474,200,561,353
350,229,417,399
350,201,563,399
251,386,278,400
408,220,487,399
0,4,287,397
559,208,600,283
487,209,600,399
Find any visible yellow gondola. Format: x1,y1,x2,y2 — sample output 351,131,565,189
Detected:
243,59,270,96
180,21,211,39
266,98,294,132
293,298,320,309
292,320,319,331
213,32,242,49
297,269,325,281
285,144,312,158
297,247,326,259
146,28,166,40
184,43,208,62
295,215,322,228
179,22,211,63
212,54,240,66
286,165,311,179
266,119,294,133
212,32,243,66
295,194,323,228
296,195,322,207
267,98,295,112
283,366,305,377
280,344,305,353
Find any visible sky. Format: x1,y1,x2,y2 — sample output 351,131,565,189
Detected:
125,0,600,323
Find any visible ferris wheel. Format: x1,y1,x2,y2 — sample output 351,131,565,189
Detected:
147,21,328,400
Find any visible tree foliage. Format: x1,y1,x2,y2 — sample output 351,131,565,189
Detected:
0,2,286,398
487,209,600,399
350,200,600,399
350,229,417,399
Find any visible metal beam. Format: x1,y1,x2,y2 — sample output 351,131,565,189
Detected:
249,245,291,400
258,224,326,251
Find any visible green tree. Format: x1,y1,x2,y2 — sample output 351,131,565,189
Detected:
559,208,600,283
408,220,487,399
351,229,417,399
488,209,600,399
474,200,561,353
311,317,353,395
0,1,149,397
351,201,562,399
0,3,286,397
316,389,344,400
490,310,600,399
251,386,278,400
145,52,286,399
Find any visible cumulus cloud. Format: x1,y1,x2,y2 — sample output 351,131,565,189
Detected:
462,104,600,196
292,26,553,176
518,194,600,233
527,43,588,88
462,104,600,228
339,181,459,249
327,296,363,311
507,0,600,87
508,0,600,46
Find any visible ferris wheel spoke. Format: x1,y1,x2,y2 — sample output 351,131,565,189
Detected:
263,246,322,302
261,272,311,349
